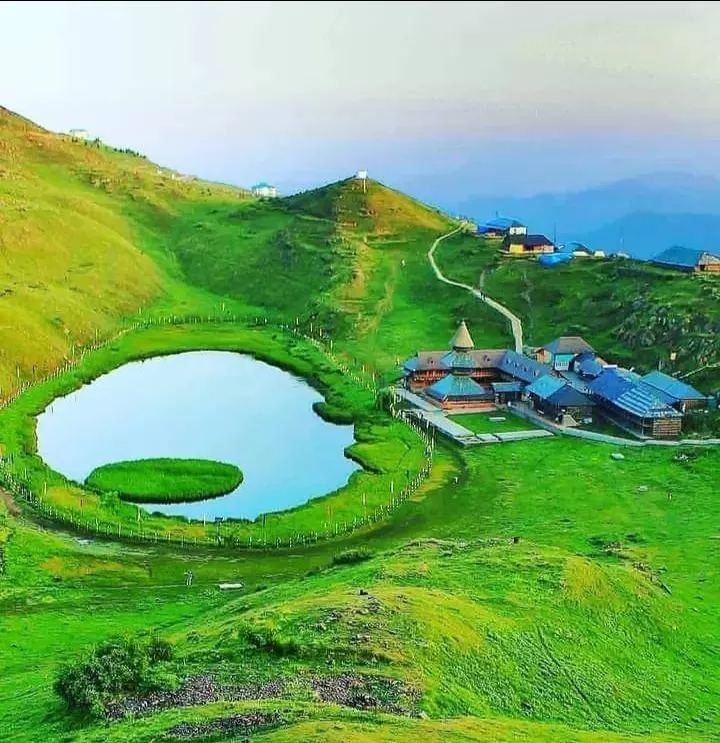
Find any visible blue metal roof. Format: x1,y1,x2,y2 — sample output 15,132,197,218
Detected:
590,368,681,419
426,374,493,401
441,349,477,371
526,375,564,398
498,350,551,384
560,241,592,254
490,381,524,393
575,351,603,378
484,217,524,230
641,370,706,402
527,374,592,406
651,246,705,269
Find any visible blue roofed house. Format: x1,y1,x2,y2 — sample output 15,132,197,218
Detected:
573,351,605,380
502,233,555,256
426,374,495,409
537,336,595,371
640,370,708,412
252,182,279,198
477,217,527,238
651,246,720,273
526,374,594,424
589,367,683,438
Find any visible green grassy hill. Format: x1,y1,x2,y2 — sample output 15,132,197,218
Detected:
163,177,510,369
0,106,250,396
1,106,719,743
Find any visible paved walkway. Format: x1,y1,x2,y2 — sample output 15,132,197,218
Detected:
407,405,553,447
428,226,524,352
396,388,440,413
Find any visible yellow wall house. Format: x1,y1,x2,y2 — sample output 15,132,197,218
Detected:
503,233,555,255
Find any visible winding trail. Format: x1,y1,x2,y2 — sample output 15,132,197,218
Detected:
428,226,524,352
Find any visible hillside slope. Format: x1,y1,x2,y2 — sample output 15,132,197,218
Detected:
166,178,512,369
0,106,249,396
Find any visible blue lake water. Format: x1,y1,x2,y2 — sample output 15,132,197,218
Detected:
35,351,360,520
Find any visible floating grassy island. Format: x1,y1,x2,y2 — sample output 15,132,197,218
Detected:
85,458,243,504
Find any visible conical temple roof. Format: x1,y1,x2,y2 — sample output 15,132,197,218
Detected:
450,321,474,351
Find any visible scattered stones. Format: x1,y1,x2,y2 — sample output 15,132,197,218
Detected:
168,711,281,739
310,673,421,716
105,675,285,721
638,486,648,492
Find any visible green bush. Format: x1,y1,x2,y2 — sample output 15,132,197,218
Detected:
54,635,176,717
332,548,373,565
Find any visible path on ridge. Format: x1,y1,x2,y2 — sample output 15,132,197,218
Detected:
428,226,524,352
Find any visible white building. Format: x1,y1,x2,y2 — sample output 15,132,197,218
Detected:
252,182,278,198
68,128,89,140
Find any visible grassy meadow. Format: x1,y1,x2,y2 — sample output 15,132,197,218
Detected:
0,106,719,742
85,458,244,504
448,411,535,434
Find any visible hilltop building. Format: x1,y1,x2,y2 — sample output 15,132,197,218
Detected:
502,233,555,256
252,182,278,198
477,217,527,238
402,324,705,437
651,246,720,273
68,128,89,140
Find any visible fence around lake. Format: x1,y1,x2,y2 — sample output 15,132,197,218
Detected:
0,313,436,549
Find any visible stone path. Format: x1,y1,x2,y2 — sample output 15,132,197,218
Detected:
409,407,553,447
428,225,524,352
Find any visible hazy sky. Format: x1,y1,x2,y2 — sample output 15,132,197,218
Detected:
2,1,720,200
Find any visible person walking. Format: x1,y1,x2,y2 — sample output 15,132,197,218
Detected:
184,570,193,587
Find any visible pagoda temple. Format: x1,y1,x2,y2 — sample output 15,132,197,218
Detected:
402,321,534,411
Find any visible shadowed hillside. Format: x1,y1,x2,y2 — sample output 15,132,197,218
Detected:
0,106,249,394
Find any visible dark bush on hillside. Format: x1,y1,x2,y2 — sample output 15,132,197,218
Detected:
54,635,176,717
245,627,301,657
332,548,373,565
147,635,174,663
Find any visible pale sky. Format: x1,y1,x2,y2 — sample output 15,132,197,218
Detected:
2,1,720,200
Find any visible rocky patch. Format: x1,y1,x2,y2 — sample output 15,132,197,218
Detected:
311,673,420,716
168,711,281,739
105,675,284,721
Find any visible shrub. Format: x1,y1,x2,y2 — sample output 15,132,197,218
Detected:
332,548,373,565
147,635,174,663
54,635,175,717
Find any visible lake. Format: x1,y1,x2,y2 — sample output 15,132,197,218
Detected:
36,351,360,520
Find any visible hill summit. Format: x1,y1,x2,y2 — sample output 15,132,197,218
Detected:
284,176,449,234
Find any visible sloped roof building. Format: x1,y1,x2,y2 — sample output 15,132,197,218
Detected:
651,246,720,273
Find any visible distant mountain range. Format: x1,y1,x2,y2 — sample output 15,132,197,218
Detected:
454,172,720,259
